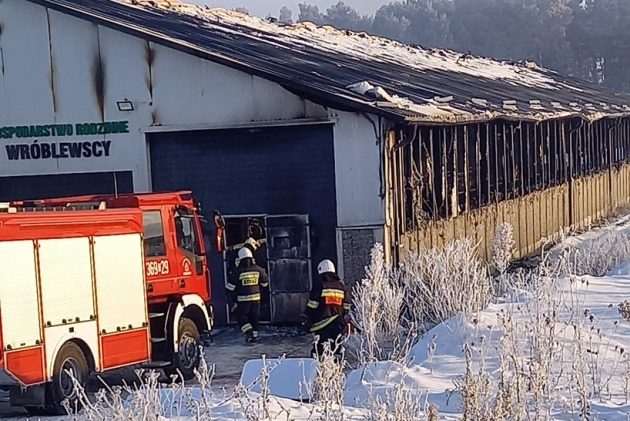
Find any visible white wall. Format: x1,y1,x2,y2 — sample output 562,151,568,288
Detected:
0,0,385,228
331,111,385,227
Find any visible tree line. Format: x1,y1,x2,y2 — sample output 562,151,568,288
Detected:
246,0,630,93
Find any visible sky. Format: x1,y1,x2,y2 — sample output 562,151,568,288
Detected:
189,0,384,18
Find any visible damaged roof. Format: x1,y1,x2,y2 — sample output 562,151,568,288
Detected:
27,0,630,124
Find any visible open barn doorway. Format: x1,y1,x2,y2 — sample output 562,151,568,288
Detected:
222,214,312,324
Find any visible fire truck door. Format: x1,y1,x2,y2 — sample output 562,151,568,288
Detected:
143,211,175,294
173,209,205,287
265,215,312,323
144,208,204,297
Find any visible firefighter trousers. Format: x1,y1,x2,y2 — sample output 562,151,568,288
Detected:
311,317,345,357
237,301,260,340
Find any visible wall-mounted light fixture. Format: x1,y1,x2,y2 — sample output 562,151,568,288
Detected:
117,100,134,112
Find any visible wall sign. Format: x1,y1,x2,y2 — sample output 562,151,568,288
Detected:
0,121,129,161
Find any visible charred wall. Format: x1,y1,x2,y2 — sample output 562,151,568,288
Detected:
389,118,630,261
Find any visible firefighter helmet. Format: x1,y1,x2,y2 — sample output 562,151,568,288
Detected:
317,259,336,275
238,247,253,260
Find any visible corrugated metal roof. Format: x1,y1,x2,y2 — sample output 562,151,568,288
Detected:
27,0,630,124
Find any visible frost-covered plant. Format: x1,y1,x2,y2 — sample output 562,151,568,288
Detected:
619,301,630,321
311,342,347,420
236,355,274,420
234,356,300,421
403,239,493,327
454,268,557,420
492,222,516,276
366,382,425,421
492,223,517,296
350,240,491,364
563,224,630,276
425,403,439,421
349,243,408,364
65,351,296,421
454,344,494,421
65,361,216,420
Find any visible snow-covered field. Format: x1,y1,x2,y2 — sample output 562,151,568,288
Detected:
345,273,630,420
11,219,630,420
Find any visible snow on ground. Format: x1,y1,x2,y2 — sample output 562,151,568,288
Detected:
188,394,368,420
342,275,630,419
555,213,630,250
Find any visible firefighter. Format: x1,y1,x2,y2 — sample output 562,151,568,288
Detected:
303,259,351,358
226,247,270,343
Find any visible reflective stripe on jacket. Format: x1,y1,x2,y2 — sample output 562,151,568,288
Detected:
310,315,340,333
226,263,269,304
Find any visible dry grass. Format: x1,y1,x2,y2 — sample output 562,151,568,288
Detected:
452,226,630,420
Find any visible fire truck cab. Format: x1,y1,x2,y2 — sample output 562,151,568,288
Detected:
0,191,213,413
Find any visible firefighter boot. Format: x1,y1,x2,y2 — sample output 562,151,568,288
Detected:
251,330,260,344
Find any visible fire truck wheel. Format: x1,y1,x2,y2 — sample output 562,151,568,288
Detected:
46,342,89,415
168,317,201,381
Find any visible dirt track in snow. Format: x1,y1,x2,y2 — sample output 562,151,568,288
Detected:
205,326,313,391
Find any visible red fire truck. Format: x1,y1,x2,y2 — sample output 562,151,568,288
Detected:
0,191,213,414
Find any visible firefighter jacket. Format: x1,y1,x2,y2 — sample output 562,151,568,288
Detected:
226,263,270,304
305,273,351,333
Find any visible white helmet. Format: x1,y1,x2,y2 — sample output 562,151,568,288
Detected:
317,259,336,275
238,247,253,260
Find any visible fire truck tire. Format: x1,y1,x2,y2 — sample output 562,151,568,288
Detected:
167,317,201,381
45,342,89,415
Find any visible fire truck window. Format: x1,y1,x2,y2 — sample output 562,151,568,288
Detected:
143,211,166,257
175,214,195,254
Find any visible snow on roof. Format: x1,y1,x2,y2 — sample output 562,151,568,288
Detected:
32,0,630,124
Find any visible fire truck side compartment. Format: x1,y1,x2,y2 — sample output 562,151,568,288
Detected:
0,209,150,389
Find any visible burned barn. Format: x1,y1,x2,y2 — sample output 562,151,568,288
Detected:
1,0,630,325
390,102,630,262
